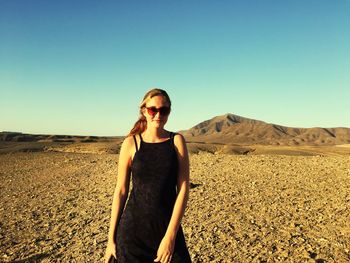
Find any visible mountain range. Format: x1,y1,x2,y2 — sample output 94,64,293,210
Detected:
180,113,350,146
2,113,350,146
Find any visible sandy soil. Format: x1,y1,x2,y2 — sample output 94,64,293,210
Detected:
1,151,350,262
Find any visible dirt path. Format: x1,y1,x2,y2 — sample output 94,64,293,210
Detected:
1,152,349,262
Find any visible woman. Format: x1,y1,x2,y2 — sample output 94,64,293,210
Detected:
105,89,192,263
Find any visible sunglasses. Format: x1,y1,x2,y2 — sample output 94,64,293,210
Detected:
145,106,171,116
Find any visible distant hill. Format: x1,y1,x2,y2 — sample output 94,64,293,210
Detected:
0,132,118,143
0,132,123,154
180,113,350,146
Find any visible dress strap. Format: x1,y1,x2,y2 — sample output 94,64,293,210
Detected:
170,132,177,148
170,132,177,139
133,135,139,152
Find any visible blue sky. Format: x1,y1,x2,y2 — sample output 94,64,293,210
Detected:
1,0,349,136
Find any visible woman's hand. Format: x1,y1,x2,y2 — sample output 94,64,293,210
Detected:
154,235,175,263
105,240,117,263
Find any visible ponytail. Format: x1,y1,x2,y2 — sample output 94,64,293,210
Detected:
127,115,147,137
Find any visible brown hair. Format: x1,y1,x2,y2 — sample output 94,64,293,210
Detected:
127,88,171,136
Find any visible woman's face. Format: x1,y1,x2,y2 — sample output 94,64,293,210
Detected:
143,95,170,129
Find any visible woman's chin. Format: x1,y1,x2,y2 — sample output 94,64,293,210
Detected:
152,122,164,128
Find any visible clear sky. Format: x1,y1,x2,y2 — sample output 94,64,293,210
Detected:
1,0,349,136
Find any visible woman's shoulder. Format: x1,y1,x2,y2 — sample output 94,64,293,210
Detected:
171,132,186,146
169,131,182,138
119,135,140,158
123,135,135,142
170,131,184,137
121,135,137,149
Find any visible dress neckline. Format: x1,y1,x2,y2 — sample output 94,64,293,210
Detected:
141,138,172,144
140,132,173,144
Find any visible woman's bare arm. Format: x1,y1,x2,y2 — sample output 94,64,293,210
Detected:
164,133,190,239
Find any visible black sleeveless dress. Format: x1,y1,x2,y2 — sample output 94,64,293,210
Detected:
114,132,191,263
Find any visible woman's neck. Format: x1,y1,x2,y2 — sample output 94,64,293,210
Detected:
142,128,169,142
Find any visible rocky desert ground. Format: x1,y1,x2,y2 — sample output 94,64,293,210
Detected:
1,142,350,262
